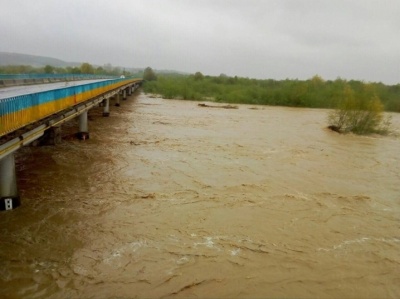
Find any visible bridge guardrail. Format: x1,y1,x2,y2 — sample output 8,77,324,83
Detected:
0,74,118,80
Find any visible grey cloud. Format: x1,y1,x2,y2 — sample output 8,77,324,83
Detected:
0,0,399,84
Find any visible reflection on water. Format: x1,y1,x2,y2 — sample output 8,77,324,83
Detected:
1,93,399,298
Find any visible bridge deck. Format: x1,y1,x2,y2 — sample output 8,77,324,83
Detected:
0,77,141,137
0,79,111,100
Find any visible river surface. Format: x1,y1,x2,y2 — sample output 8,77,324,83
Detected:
1,93,399,299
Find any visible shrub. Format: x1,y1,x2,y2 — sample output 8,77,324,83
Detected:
328,84,390,135
143,67,157,81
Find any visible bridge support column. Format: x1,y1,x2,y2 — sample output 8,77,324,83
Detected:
0,154,20,211
41,126,62,145
77,111,89,140
123,89,127,100
115,93,120,107
128,87,132,96
103,98,110,117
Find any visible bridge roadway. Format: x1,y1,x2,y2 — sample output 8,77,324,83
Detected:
0,79,111,100
0,77,142,211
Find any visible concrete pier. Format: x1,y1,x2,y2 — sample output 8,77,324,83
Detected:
115,93,121,107
41,126,62,145
122,89,127,100
77,111,89,140
0,154,20,210
103,98,110,117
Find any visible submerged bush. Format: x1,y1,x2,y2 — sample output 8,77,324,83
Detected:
328,84,391,135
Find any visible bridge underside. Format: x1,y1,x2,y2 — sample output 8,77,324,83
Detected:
0,82,141,211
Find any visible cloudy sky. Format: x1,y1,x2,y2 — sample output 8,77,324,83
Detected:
1,0,399,84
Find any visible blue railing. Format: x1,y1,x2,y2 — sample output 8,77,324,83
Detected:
0,73,118,80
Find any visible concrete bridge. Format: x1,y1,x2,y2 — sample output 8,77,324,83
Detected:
0,75,143,211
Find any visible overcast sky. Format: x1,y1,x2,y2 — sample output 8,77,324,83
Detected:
1,0,399,83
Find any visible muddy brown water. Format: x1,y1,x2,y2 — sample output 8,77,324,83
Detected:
1,93,399,299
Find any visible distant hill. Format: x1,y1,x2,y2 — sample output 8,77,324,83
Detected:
0,52,78,67
0,51,187,75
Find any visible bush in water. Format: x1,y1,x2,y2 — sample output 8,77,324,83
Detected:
328,84,391,135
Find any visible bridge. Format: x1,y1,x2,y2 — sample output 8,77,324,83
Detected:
0,75,143,211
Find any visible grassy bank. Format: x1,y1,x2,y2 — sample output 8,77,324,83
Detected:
143,74,400,112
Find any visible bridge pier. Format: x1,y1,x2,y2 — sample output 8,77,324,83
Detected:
40,126,62,145
122,89,127,100
0,154,20,211
103,98,110,117
76,111,89,140
115,93,121,107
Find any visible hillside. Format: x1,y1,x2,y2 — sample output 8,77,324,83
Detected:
0,52,76,67
0,52,186,75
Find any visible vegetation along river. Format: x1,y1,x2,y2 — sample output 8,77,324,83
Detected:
1,92,399,298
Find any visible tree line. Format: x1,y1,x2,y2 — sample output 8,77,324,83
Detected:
0,63,142,77
143,72,400,112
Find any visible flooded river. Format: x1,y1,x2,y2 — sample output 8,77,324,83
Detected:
1,93,399,298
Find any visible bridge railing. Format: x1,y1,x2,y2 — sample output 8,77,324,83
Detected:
0,74,118,80
0,77,141,137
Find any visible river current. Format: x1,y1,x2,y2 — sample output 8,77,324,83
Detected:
1,93,399,298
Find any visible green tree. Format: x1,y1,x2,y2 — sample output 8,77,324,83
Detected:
44,65,54,73
143,67,157,81
193,72,204,81
80,62,94,74
71,67,81,74
310,74,324,86
95,66,105,74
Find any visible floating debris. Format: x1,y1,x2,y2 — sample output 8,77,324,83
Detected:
198,103,238,109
